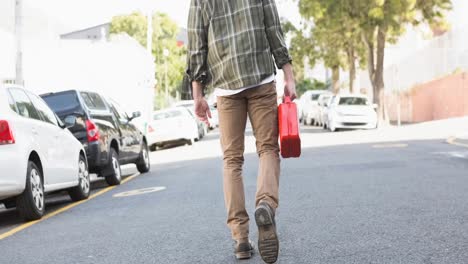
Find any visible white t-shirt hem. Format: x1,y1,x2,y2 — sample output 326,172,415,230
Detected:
214,74,275,97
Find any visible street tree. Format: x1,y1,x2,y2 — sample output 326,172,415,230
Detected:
347,0,451,122
296,0,367,94
110,12,186,108
297,0,451,123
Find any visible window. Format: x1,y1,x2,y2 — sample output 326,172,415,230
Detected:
80,92,107,110
168,110,183,118
7,91,17,113
42,92,80,114
109,100,129,121
8,88,41,120
27,92,59,126
311,94,321,101
153,112,170,121
339,97,368,106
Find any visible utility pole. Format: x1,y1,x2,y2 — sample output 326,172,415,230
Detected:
15,0,24,85
163,48,169,106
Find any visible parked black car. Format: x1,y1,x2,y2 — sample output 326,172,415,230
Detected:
41,90,150,185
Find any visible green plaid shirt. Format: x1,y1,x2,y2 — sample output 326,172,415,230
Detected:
186,0,292,90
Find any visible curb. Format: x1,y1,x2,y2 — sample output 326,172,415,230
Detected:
447,137,468,148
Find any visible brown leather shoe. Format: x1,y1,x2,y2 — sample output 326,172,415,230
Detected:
255,202,279,263
234,240,255,260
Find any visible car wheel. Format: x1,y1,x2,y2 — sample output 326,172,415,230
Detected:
2,198,16,209
136,142,151,174
149,144,157,152
16,161,45,221
68,155,90,201
104,148,121,186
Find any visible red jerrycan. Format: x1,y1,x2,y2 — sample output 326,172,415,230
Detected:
278,96,301,158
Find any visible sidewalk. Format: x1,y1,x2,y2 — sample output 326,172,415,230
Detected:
300,116,468,149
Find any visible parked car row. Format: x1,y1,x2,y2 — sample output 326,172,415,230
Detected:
299,91,378,132
1,84,150,221
146,100,219,151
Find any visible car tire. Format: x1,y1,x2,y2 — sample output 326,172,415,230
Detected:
2,198,16,209
149,144,157,152
104,148,121,186
16,161,45,221
136,142,151,174
68,154,90,202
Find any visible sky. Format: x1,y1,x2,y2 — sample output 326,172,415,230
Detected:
30,0,301,33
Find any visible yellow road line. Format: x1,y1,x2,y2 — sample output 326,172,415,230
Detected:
447,137,468,148
0,173,139,241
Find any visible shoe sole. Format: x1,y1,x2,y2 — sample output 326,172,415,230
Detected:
235,250,253,260
255,206,279,264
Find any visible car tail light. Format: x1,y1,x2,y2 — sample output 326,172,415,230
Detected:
0,120,15,145
86,120,100,142
148,124,155,133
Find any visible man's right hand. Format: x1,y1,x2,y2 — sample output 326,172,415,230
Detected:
192,81,212,126
194,98,212,126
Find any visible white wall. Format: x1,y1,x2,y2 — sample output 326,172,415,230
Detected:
21,35,156,128
0,29,15,80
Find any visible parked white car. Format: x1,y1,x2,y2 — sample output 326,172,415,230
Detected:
208,105,219,129
326,94,378,132
0,85,90,220
147,107,200,150
173,100,208,138
316,93,333,127
299,90,329,125
321,96,335,129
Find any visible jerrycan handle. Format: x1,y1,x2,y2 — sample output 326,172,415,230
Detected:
283,96,292,104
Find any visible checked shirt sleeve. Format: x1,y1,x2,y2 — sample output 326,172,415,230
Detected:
262,0,292,69
186,0,209,84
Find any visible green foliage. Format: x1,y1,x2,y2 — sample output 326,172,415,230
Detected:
296,79,327,96
110,12,186,108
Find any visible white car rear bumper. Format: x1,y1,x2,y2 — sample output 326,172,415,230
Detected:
0,145,27,200
333,115,377,129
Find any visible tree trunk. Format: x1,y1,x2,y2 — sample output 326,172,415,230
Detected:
347,47,356,93
362,31,377,102
375,26,389,125
332,66,340,94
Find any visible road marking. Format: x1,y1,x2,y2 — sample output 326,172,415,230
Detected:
113,186,166,197
372,143,408,148
447,137,468,148
432,151,468,159
0,173,139,241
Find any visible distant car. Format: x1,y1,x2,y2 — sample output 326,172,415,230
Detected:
326,94,378,132
208,105,219,129
316,93,333,127
321,96,335,129
299,90,329,126
1,85,90,221
41,90,150,186
147,107,199,150
173,100,208,138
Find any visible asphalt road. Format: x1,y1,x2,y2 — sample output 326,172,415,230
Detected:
1,126,468,264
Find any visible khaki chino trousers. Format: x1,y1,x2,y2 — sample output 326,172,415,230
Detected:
217,82,280,241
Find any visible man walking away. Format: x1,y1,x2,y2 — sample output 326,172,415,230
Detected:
187,0,296,263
